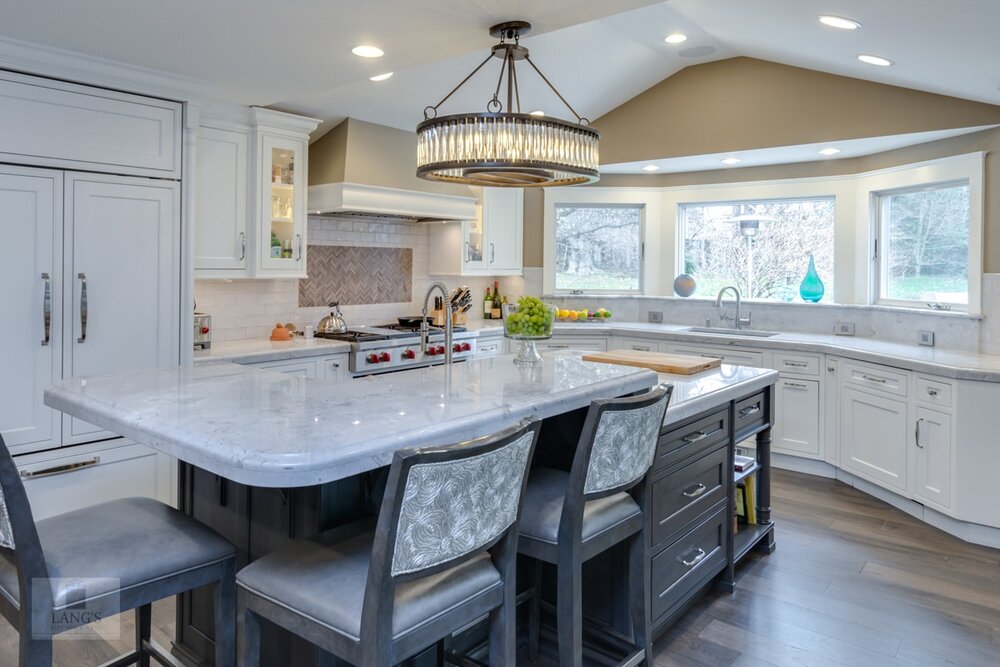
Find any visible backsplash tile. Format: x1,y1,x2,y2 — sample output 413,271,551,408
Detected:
299,246,412,307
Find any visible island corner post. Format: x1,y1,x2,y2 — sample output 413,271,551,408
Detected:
42,355,777,666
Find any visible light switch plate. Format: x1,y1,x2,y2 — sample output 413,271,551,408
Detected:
648,310,664,323
834,321,855,336
918,330,935,346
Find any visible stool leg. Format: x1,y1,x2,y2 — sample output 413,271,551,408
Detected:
527,560,541,661
556,558,582,667
20,638,52,667
237,590,260,667
215,561,237,667
135,604,152,667
627,531,651,665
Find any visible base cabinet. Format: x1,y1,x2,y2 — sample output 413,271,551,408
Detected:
773,378,821,458
839,386,909,493
914,406,952,510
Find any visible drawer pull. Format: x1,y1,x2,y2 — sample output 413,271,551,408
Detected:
682,431,708,444
861,374,887,384
784,361,808,368
739,404,761,417
784,381,809,390
680,548,707,568
546,344,569,349
21,457,100,479
681,483,708,498
927,388,939,397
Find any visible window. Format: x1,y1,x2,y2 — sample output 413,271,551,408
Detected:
680,198,835,301
876,181,970,307
554,205,643,292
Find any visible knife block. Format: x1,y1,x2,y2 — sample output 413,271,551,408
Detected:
452,311,468,326
432,309,448,326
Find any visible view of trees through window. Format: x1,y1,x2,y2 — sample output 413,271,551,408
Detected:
879,182,970,305
681,198,835,301
555,205,642,291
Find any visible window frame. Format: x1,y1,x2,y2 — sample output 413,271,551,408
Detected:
552,202,646,295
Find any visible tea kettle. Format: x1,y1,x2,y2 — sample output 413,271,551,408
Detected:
316,302,348,335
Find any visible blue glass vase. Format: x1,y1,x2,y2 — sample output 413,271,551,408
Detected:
799,254,825,303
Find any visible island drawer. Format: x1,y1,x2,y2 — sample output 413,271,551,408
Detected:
651,502,727,622
734,391,767,438
650,444,727,548
655,409,729,472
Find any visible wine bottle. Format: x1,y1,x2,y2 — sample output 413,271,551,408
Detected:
483,287,493,319
491,283,502,320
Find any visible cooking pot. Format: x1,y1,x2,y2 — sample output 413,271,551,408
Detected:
317,302,348,335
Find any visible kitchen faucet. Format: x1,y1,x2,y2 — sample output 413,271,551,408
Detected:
421,281,453,364
715,285,752,330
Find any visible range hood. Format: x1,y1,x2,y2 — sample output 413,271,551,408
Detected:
308,182,477,223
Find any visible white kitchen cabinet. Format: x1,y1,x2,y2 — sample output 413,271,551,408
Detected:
256,131,308,277
839,386,909,494
823,358,840,466
613,336,665,353
0,167,62,454
63,173,180,444
323,355,348,382
194,124,249,274
429,187,523,276
667,343,764,368
536,336,608,352
475,336,504,358
239,353,349,381
913,406,952,511
773,378,821,458
254,358,320,378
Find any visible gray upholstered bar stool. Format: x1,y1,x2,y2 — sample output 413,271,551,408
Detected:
236,418,540,667
518,384,672,667
0,434,237,667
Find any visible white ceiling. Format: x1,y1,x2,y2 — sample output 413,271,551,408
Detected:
1,0,998,162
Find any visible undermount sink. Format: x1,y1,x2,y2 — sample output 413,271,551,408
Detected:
680,326,781,338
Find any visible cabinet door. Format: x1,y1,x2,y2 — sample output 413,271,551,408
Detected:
0,167,62,453
484,187,522,272
195,126,249,273
773,378,821,458
914,407,952,510
64,174,180,443
839,386,908,493
322,356,348,382
257,133,307,277
462,209,488,272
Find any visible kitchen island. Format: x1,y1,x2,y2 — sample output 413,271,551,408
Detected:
45,352,777,665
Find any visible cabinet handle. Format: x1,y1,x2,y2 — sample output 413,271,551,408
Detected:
295,234,303,261
739,404,761,417
784,381,809,390
927,388,939,397
827,366,836,372
465,241,472,262
20,457,100,479
489,242,495,263
545,344,569,349
682,431,708,444
239,231,246,260
861,374,887,384
77,273,88,343
41,272,51,346
632,345,652,351
784,361,808,368
680,548,707,568
681,483,707,498
915,417,924,448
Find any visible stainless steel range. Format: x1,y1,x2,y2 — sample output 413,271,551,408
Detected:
315,324,477,376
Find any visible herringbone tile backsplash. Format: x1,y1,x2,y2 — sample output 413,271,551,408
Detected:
299,245,413,306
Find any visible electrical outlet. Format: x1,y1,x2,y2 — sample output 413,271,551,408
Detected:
918,330,935,346
648,310,664,323
834,321,855,336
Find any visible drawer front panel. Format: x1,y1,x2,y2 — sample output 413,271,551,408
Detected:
844,361,908,397
651,504,727,621
539,336,608,352
772,351,820,377
734,391,767,437
670,344,764,368
476,337,503,358
656,409,729,472
915,376,952,408
651,445,727,548
253,359,319,378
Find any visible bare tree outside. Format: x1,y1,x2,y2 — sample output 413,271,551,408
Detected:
555,205,642,291
682,198,835,301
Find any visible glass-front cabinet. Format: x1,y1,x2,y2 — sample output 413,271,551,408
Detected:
462,206,487,272
258,133,307,276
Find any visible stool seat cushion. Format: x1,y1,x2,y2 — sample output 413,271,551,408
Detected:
0,497,234,611
518,468,641,546
236,529,502,643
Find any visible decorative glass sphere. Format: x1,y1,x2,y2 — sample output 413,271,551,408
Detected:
673,274,697,297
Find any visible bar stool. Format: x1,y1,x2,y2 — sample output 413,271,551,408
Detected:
236,418,540,667
518,384,672,667
0,434,237,667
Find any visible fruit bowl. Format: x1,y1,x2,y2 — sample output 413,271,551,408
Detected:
503,298,556,365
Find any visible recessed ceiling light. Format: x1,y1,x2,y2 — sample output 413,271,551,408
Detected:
369,72,393,81
818,147,841,156
819,15,861,30
858,54,893,67
529,110,545,117
664,33,688,44
642,165,660,172
721,157,742,165
351,45,384,58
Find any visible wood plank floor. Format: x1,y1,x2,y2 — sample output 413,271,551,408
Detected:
1,470,998,666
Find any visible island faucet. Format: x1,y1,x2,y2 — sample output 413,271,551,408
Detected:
421,281,454,364
715,285,752,330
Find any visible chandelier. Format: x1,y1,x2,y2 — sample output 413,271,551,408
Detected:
416,21,600,188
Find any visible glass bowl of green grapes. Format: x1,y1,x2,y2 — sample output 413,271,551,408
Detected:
503,297,556,365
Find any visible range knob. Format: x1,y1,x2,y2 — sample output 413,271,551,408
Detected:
453,343,462,353
426,347,437,356
367,353,380,364
200,326,210,335
379,352,391,362
402,349,416,360
461,342,471,352
436,345,446,355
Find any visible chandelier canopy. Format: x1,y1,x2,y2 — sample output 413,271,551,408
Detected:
416,21,600,188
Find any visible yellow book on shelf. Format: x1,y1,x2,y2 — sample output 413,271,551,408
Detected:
744,474,757,525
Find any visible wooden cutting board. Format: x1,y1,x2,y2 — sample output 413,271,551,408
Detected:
582,349,721,375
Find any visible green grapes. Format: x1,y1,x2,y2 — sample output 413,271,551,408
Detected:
504,296,553,337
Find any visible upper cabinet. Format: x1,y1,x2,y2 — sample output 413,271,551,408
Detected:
194,107,319,279
429,187,523,276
